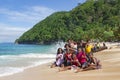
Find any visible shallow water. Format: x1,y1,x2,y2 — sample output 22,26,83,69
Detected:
0,42,65,77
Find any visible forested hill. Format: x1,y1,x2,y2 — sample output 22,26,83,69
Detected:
16,0,120,44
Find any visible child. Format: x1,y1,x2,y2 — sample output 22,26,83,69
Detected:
58,49,80,72
75,49,101,73
51,48,64,68
77,47,88,69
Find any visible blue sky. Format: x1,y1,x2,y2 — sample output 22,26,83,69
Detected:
0,0,86,43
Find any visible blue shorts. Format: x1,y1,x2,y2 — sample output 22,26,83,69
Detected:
81,62,88,69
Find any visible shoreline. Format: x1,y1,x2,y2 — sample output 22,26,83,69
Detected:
0,60,54,78
0,46,120,80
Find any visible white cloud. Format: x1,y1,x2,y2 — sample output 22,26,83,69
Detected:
0,6,56,42
0,23,30,42
0,6,56,23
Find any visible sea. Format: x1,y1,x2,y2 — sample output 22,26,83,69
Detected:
0,42,65,77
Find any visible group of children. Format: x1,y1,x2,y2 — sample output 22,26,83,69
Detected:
51,40,106,72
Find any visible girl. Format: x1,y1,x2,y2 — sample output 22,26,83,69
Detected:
59,50,81,72
75,48,101,73
77,48,88,69
51,48,64,68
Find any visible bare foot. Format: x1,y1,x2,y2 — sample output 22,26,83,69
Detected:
58,68,64,72
74,69,82,73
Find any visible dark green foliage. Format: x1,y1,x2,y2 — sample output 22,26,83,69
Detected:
16,0,120,44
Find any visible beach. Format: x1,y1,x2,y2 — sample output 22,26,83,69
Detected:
0,43,120,80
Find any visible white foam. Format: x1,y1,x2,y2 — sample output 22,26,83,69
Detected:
19,53,56,58
49,41,66,53
29,59,54,68
0,59,54,77
0,53,56,77
0,42,65,77
0,67,24,77
0,53,56,59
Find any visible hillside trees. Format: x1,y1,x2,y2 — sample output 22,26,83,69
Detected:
16,0,120,44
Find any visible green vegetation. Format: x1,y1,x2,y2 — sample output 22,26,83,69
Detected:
16,0,120,44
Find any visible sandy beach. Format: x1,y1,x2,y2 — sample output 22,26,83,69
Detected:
0,44,120,80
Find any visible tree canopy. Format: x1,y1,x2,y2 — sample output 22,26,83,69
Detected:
16,0,120,44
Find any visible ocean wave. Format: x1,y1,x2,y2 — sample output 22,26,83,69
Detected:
0,42,65,77
0,58,54,77
0,67,24,77
0,53,56,59
0,53,56,77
